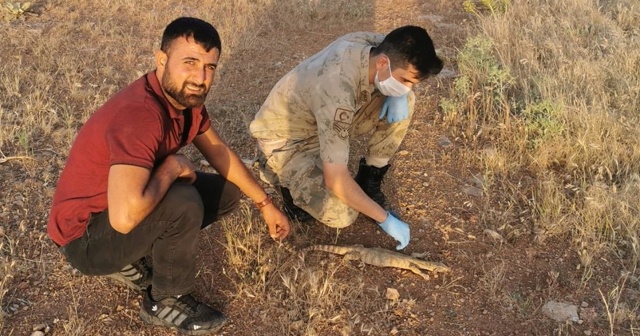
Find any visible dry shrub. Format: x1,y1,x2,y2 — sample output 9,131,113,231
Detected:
443,0,640,303
0,0,276,154
219,204,363,335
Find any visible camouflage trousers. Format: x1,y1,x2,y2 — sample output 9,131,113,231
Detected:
257,92,415,228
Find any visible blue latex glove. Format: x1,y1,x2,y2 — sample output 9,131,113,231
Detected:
378,211,410,250
378,94,409,123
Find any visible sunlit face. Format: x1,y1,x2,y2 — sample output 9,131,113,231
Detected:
155,37,220,110
376,55,421,90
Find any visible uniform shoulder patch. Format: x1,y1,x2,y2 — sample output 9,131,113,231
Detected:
333,108,354,140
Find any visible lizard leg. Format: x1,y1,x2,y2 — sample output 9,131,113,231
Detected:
407,264,430,280
343,252,365,269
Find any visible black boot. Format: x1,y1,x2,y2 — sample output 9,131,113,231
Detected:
355,158,390,208
279,187,314,222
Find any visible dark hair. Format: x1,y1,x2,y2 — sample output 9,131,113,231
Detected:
373,26,443,80
161,17,222,54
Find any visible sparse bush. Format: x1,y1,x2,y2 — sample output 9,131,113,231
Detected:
446,4,640,330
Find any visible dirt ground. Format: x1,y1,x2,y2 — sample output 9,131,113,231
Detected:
0,1,624,335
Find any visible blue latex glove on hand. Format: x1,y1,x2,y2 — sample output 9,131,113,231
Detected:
379,94,409,123
378,211,410,250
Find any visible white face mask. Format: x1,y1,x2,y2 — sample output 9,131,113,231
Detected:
374,58,411,97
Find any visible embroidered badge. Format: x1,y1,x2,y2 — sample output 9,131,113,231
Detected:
333,108,355,140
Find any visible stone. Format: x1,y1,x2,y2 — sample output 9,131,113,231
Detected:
438,136,453,148
462,185,483,197
437,68,457,79
483,229,504,243
542,301,579,322
385,288,400,301
32,323,47,331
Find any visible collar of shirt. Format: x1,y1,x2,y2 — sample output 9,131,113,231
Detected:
358,45,374,106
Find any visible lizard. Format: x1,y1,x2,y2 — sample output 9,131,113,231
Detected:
303,244,450,280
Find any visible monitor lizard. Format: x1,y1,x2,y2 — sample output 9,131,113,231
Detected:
303,244,450,280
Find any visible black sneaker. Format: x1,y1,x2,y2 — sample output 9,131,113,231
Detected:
278,187,314,222
105,258,152,292
140,287,227,335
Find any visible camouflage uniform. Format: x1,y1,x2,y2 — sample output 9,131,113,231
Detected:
250,32,415,228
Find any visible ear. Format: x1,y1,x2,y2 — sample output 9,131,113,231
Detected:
155,50,167,69
375,55,389,71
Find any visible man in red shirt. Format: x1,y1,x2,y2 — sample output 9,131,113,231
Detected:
47,17,290,334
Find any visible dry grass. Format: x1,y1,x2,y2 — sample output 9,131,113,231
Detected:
0,0,374,333
4,0,640,334
444,0,640,332
215,204,365,334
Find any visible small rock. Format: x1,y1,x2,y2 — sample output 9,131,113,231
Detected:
397,150,410,156
437,68,457,79
483,229,504,243
438,136,453,148
30,332,44,336
462,185,483,197
0,226,4,237
199,160,210,166
483,147,497,158
581,301,589,308
32,323,46,331
290,320,304,331
385,288,400,301
584,331,591,335
390,327,399,335
542,301,579,322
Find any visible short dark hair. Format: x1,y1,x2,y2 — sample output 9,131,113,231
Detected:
374,26,443,80
161,17,222,54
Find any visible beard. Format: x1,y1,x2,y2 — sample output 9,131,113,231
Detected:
161,68,209,108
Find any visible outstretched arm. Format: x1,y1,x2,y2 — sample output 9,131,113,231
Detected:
193,126,290,240
322,162,387,222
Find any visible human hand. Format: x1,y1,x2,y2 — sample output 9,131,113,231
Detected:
378,211,410,250
261,204,291,240
378,94,409,123
169,154,197,184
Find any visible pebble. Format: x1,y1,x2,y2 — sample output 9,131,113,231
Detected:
438,136,453,148
32,323,47,331
462,185,483,197
385,288,400,301
483,229,505,243
542,301,579,322
30,332,44,336
436,68,457,79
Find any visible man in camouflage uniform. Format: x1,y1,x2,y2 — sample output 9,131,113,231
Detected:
250,26,443,250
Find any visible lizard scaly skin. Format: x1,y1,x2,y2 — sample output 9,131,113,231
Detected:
304,244,450,280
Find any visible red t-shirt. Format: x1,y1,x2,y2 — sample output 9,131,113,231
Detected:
47,71,211,246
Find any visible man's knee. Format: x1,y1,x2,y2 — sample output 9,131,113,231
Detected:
316,202,359,229
162,182,205,221
219,182,241,217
